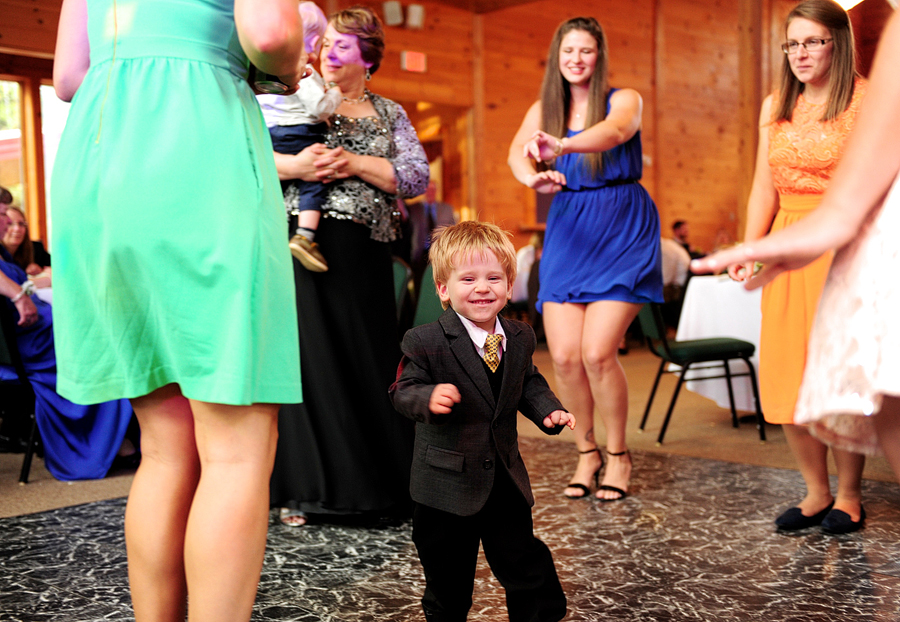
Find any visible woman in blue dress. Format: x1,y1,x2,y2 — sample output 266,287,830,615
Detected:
0,201,133,481
509,17,663,502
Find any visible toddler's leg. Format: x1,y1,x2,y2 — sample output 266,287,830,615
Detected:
288,181,328,272
481,470,566,622
412,503,480,622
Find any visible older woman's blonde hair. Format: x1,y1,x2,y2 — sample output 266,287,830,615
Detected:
774,0,857,123
329,5,385,74
429,221,517,310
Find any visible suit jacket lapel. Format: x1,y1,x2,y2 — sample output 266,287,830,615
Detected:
441,309,496,408
496,316,523,416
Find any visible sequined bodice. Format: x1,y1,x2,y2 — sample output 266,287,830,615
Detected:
320,92,429,242
768,79,866,196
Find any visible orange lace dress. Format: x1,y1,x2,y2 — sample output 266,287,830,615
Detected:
759,79,867,424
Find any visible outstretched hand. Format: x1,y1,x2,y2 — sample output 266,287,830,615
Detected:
526,170,567,194
523,130,563,163
691,235,826,290
543,410,576,430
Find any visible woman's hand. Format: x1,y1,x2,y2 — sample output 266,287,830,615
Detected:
523,130,564,163
314,148,354,182
526,170,567,194
726,261,756,283
692,234,826,291
315,149,400,194
14,296,38,327
273,144,343,182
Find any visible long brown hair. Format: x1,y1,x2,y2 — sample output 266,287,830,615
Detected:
774,0,857,123
539,17,609,175
2,206,35,269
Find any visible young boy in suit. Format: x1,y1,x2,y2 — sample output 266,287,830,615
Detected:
389,221,574,622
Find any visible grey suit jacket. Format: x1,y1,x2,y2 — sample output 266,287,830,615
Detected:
389,309,565,516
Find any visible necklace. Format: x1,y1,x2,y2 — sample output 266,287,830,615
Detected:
342,91,369,104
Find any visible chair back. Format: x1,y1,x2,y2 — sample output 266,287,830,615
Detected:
392,256,414,321
637,303,674,360
413,263,445,327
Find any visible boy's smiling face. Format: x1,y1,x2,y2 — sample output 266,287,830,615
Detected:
437,250,510,332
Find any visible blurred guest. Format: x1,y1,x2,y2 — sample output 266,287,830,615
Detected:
2,206,51,284
672,220,704,259
409,179,457,286
660,236,691,328
0,200,133,480
511,232,543,307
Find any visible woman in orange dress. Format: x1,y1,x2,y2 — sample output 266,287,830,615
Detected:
732,0,867,534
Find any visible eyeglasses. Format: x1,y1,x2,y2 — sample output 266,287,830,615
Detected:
781,38,833,54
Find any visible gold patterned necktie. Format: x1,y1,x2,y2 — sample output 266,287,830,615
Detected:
483,334,502,373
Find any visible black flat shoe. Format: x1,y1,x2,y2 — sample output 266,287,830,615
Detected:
821,506,866,534
774,502,834,531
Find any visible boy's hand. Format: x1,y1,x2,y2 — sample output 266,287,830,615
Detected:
429,383,461,414
543,410,575,430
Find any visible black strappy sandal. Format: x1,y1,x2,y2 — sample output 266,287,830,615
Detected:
564,447,603,499
596,449,631,502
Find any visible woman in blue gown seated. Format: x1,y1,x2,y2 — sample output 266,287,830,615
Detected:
0,198,133,481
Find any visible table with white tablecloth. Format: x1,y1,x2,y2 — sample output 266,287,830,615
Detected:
674,274,762,413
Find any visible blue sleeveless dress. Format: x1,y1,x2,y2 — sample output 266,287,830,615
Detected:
51,0,301,405
538,90,663,311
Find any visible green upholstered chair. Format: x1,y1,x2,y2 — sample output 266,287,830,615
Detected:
636,303,765,444
412,263,445,328
392,256,414,324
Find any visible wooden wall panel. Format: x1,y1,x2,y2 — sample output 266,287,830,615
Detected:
655,0,740,252
0,0,61,59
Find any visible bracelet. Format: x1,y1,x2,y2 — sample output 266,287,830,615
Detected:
553,137,564,157
11,279,35,303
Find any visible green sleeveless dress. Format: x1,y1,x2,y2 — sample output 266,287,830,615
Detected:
51,0,301,406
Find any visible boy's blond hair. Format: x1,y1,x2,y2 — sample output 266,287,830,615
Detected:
430,221,518,310
299,1,328,54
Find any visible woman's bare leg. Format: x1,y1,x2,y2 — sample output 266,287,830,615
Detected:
781,424,833,516
543,302,602,497
873,396,900,482
126,385,201,622
183,400,279,622
831,447,865,521
581,301,641,500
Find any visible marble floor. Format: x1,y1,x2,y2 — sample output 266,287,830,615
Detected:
2,436,899,622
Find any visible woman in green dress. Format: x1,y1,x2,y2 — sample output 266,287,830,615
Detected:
52,0,305,619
